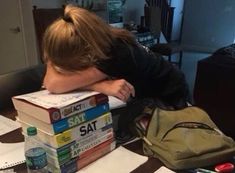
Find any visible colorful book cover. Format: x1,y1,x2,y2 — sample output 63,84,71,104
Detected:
19,112,113,148
45,124,113,157
12,90,108,123
53,103,110,133
47,140,116,172
46,132,114,166
17,103,109,134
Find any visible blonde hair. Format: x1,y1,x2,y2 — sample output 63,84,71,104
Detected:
43,5,136,71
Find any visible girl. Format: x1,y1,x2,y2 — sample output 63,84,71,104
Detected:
43,5,188,109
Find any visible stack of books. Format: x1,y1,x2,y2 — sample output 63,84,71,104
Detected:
12,90,116,173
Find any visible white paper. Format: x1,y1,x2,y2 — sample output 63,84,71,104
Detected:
0,142,25,169
0,169,16,173
154,166,176,173
77,146,148,173
14,89,126,110
108,96,126,110
0,115,21,136
14,90,99,108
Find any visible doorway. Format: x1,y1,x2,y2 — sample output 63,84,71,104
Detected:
0,0,38,74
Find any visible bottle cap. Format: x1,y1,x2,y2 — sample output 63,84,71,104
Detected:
27,126,37,136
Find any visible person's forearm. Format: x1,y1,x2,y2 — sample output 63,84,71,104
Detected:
44,72,88,93
83,80,107,93
43,63,107,93
82,79,135,102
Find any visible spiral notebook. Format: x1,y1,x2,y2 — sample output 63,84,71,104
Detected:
0,142,25,169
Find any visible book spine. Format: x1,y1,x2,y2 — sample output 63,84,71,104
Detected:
78,137,114,159
77,140,116,170
49,93,108,123
54,112,112,147
57,125,113,156
47,132,114,166
44,125,113,157
53,103,109,134
20,112,113,148
47,140,115,173
24,112,112,148
71,131,114,159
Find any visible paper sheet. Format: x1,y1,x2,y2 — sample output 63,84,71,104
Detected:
0,169,16,173
154,166,176,173
14,90,100,108
14,89,126,109
0,115,21,136
108,96,126,110
0,142,25,169
77,146,148,173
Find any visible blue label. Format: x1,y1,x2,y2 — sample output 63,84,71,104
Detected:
25,147,47,170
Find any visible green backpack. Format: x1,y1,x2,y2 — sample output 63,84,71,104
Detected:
135,106,235,170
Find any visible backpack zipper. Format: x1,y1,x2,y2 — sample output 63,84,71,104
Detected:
161,122,220,141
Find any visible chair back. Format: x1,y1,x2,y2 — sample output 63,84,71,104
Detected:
144,0,175,42
144,0,183,69
145,6,161,40
32,6,63,62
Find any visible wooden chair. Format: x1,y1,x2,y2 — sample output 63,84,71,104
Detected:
32,6,64,62
144,0,183,69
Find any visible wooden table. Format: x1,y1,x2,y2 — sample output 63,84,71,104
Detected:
0,108,164,173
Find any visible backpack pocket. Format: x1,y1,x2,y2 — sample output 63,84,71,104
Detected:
160,122,234,160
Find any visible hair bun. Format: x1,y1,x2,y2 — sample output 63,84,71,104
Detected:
63,15,73,23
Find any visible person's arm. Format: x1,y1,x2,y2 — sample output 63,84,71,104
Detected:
83,79,135,102
43,62,108,93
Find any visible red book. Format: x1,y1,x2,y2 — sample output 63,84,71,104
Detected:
12,90,108,124
77,139,116,170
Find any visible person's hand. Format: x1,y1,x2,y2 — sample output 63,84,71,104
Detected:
100,79,135,102
86,79,135,102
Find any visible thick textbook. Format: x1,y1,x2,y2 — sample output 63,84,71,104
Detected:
47,140,116,173
19,112,113,148
12,90,108,123
77,146,148,173
45,125,113,158
17,103,109,134
76,139,116,170
46,132,114,166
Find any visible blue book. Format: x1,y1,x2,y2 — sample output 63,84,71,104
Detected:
17,103,110,134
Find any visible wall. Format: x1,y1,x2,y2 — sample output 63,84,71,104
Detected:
31,0,145,25
181,0,235,53
32,0,66,8
123,0,145,25
170,0,184,41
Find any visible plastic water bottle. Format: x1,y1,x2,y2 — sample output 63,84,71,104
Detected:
25,126,48,173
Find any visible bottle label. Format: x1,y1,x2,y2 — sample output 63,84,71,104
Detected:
25,147,47,170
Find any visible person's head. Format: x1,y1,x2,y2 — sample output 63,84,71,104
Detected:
43,5,135,72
